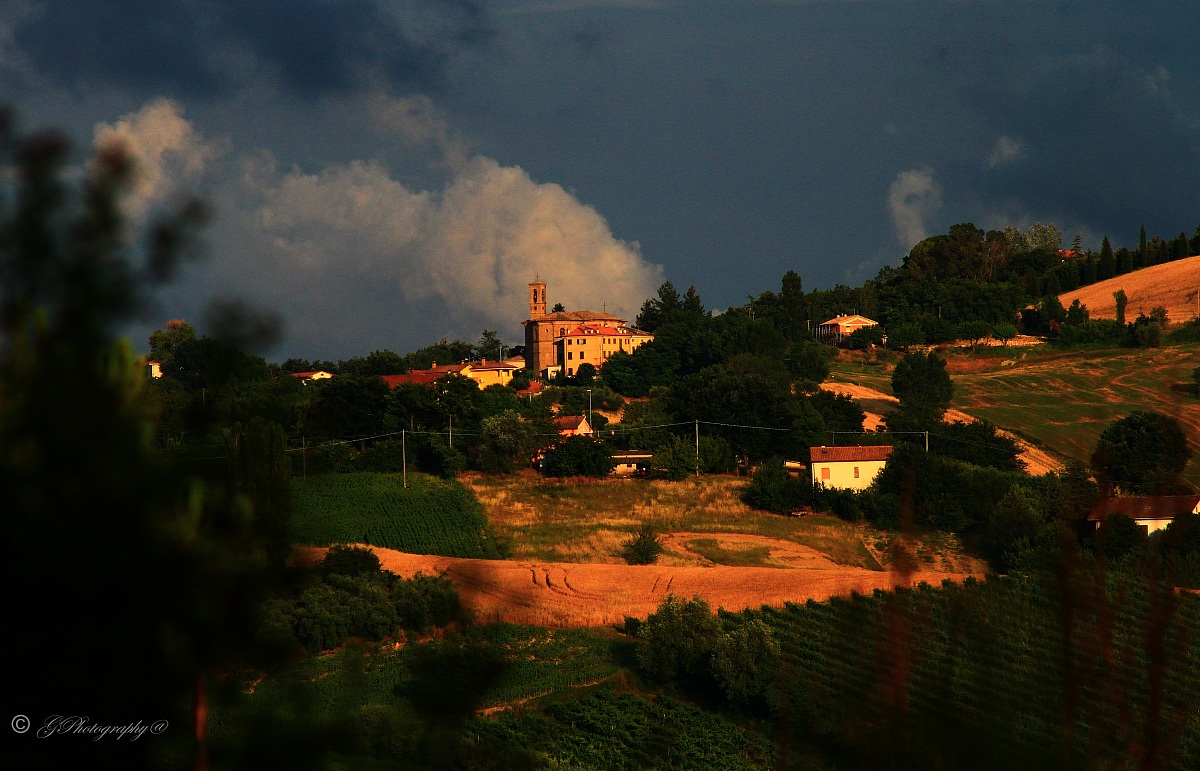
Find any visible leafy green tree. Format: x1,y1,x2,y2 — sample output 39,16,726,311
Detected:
992,321,1017,346
957,319,991,347
477,328,502,360
888,350,954,427
1095,513,1148,561
478,410,539,473
1065,299,1089,326
149,318,198,371
741,457,808,514
786,339,832,383
541,436,615,477
620,522,664,565
712,619,780,704
653,434,697,480
888,322,926,348
1090,410,1192,495
319,544,383,578
1113,289,1128,326
984,484,1045,569
1098,236,1116,280
636,595,721,684
636,282,683,332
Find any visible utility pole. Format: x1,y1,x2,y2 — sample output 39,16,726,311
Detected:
924,431,929,453
695,419,700,477
587,389,593,435
402,430,407,488
449,414,453,448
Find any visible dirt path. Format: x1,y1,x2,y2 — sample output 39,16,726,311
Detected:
820,382,1064,475
293,545,980,628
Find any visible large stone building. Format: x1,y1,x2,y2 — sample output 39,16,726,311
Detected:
521,279,652,377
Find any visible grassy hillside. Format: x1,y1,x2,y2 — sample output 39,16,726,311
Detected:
949,343,1200,490
1059,254,1200,323
291,472,505,558
465,473,985,572
829,344,1200,490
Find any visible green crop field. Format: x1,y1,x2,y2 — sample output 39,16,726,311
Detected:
291,472,504,558
948,343,1200,489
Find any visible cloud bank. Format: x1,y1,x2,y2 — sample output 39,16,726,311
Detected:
887,166,942,249
106,98,663,358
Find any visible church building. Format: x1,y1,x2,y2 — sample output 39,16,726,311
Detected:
521,279,652,378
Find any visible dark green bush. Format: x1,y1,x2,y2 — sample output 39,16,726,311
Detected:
621,522,664,565
320,544,382,578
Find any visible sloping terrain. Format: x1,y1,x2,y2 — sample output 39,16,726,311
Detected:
1058,255,1200,322
819,381,1064,475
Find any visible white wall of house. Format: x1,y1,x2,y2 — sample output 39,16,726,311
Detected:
812,459,888,491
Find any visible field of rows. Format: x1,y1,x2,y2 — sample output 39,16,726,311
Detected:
291,472,503,558
746,573,1200,769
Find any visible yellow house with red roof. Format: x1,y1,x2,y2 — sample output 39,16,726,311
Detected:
556,322,653,377
809,445,893,491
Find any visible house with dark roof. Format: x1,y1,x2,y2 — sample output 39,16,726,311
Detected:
809,445,893,491
1087,495,1200,536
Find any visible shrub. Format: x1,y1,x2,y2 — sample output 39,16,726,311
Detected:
320,544,382,579
621,523,664,565
392,572,461,632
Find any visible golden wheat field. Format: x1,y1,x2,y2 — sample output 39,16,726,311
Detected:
1058,255,1200,323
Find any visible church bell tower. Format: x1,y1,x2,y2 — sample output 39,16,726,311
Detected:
529,278,547,319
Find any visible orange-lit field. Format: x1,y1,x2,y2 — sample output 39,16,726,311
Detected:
294,545,981,628
1058,254,1200,322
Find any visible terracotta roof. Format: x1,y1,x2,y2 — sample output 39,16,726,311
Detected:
1087,496,1200,522
381,372,441,388
469,359,521,371
516,381,544,396
809,445,894,463
564,324,625,337
818,314,878,327
290,370,332,378
554,415,589,430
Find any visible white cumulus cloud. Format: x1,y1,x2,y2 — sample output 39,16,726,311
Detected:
92,98,220,218
119,97,664,357
887,166,942,249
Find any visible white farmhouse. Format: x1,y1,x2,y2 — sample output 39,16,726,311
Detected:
809,445,893,491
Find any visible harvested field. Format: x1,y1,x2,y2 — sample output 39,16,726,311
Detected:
1058,254,1200,323
293,545,981,628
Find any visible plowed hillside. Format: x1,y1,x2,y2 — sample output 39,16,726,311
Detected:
293,545,981,628
1058,255,1200,323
